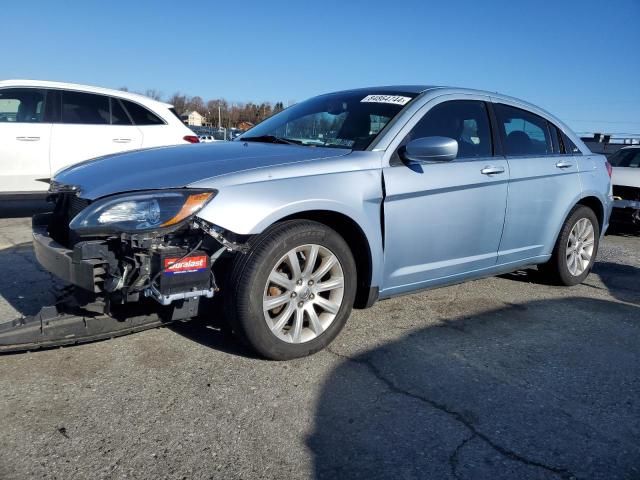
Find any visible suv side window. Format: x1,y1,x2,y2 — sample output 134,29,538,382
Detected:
61,91,110,124
121,100,164,125
0,88,47,123
403,100,493,158
110,98,132,125
494,104,553,156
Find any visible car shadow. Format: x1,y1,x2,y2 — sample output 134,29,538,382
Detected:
168,305,254,358
0,242,66,317
591,261,640,306
500,261,640,307
607,223,639,237
307,296,640,479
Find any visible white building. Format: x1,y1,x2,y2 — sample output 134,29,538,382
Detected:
181,111,204,127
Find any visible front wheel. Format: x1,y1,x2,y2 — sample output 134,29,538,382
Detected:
226,220,357,360
539,205,600,286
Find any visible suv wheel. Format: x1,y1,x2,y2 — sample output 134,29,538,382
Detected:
539,205,600,286
226,220,357,360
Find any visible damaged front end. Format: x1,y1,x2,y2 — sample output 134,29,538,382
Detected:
1,189,247,352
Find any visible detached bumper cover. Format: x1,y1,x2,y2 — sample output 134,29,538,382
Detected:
32,213,106,292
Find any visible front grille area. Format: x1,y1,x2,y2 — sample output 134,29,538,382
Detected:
48,193,91,247
69,195,90,220
613,185,640,201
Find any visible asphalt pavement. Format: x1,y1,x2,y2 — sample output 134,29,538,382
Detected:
0,203,638,479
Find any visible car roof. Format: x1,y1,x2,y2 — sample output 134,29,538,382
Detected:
320,85,437,96
0,79,173,108
318,85,551,111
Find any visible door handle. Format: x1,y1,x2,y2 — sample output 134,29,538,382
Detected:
480,165,505,175
16,136,40,141
112,138,132,143
555,161,573,169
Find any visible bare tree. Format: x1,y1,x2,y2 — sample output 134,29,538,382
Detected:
144,89,163,101
167,92,188,114
136,88,288,128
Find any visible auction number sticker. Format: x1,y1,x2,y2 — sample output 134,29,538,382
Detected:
361,94,412,105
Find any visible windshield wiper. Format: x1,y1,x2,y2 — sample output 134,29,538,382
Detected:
240,135,303,145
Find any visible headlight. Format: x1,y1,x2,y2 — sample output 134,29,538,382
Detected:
69,190,216,235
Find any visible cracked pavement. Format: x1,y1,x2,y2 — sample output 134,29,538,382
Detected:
0,203,639,479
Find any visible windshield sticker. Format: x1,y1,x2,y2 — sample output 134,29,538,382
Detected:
360,95,412,106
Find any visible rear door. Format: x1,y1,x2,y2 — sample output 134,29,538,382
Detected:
492,102,582,264
0,87,52,193
50,90,143,174
382,97,509,294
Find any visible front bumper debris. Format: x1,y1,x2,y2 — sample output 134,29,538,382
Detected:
0,289,170,353
32,213,108,293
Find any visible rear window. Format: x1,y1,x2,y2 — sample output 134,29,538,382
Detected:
494,104,553,156
608,148,640,168
62,91,110,124
121,100,164,125
561,132,581,155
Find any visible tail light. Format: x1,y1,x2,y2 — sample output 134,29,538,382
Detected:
605,159,613,178
183,135,200,144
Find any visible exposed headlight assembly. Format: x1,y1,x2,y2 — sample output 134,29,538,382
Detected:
69,190,216,235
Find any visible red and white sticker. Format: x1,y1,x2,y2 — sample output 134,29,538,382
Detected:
361,94,412,106
163,255,208,275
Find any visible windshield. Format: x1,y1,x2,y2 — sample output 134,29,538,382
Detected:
239,91,418,150
608,148,640,168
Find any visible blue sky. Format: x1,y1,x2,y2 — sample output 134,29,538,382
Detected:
3,0,639,135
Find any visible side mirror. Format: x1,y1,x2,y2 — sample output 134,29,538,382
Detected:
401,136,458,163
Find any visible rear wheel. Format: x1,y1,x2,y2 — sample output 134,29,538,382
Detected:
226,220,357,360
539,205,600,286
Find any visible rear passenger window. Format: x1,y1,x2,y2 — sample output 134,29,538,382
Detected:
548,124,561,154
110,98,131,125
560,132,581,155
121,100,164,125
404,100,493,158
494,104,553,156
62,91,110,124
0,88,46,123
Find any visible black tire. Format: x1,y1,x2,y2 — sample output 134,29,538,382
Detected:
225,220,357,360
539,205,600,286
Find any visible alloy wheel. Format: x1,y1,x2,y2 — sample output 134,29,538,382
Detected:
262,244,345,343
566,217,595,276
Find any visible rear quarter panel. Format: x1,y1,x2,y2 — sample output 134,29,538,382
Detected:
576,153,613,235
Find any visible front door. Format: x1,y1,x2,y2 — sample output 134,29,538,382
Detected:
382,99,508,295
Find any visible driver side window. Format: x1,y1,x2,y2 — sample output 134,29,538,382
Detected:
403,100,493,159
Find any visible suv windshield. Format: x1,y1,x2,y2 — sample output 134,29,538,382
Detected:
239,91,418,150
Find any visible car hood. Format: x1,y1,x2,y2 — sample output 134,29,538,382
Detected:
612,167,640,188
53,142,351,200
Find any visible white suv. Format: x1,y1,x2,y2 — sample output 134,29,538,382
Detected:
0,80,199,195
